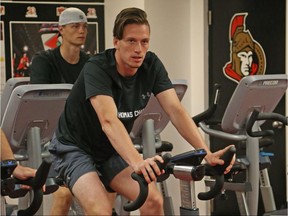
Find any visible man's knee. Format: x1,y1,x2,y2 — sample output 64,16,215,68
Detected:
84,206,112,215
148,192,163,208
142,189,163,212
81,197,113,215
51,187,73,215
54,187,73,201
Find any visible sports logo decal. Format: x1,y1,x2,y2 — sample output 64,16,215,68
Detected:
223,13,266,83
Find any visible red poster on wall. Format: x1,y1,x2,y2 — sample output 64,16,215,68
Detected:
0,1,105,93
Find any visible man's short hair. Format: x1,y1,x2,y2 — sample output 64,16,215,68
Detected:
113,7,150,39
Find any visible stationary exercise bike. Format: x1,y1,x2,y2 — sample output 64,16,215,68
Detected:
197,74,288,215
1,78,72,215
123,74,288,215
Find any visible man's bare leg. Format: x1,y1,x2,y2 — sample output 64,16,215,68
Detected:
72,172,113,215
50,187,73,215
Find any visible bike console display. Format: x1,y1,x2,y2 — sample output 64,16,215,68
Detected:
222,74,288,134
1,83,73,151
170,148,207,166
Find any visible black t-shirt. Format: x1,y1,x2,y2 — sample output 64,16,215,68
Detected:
30,46,90,84
56,48,173,160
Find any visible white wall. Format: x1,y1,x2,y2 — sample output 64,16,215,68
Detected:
105,0,208,215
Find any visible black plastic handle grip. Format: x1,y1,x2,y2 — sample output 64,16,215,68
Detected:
246,110,288,137
258,112,288,125
16,158,52,216
123,172,148,212
246,110,274,137
198,146,236,200
123,153,172,212
193,83,221,126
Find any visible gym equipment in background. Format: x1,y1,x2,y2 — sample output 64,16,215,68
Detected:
1,78,72,215
199,74,288,215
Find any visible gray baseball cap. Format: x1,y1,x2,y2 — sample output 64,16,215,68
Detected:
59,7,87,26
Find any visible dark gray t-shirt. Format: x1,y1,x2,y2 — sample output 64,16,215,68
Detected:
30,46,89,84
56,48,173,160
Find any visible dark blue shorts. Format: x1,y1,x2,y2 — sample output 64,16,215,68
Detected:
48,135,129,192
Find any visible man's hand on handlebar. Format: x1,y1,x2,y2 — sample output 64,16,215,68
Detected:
12,165,36,190
13,165,36,180
133,155,165,184
204,144,236,174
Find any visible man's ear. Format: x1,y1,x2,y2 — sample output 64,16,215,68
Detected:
58,26,64,34
113,37,119,49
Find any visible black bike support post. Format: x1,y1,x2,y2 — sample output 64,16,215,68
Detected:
142,119,175,216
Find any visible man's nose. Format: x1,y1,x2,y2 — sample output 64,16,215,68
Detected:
134,42,142,52
79,25,87,33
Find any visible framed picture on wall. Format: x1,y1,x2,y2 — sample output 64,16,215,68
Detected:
0,0,104,86
10,21,99,78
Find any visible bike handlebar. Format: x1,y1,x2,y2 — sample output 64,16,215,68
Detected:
195,84,287,140
198,145,236,200
15,157,52,216
124,146,235,211
198,121,247,141
193,83,221,126
123,173,149,212
247,110,288,137
123,153,172,212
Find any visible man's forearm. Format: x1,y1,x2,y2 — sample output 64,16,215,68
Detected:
1,129,15,160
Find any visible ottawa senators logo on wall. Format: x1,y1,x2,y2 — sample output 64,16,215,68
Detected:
223,13,266,83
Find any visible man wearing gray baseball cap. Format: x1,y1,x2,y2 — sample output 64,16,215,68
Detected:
30,7,89,84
